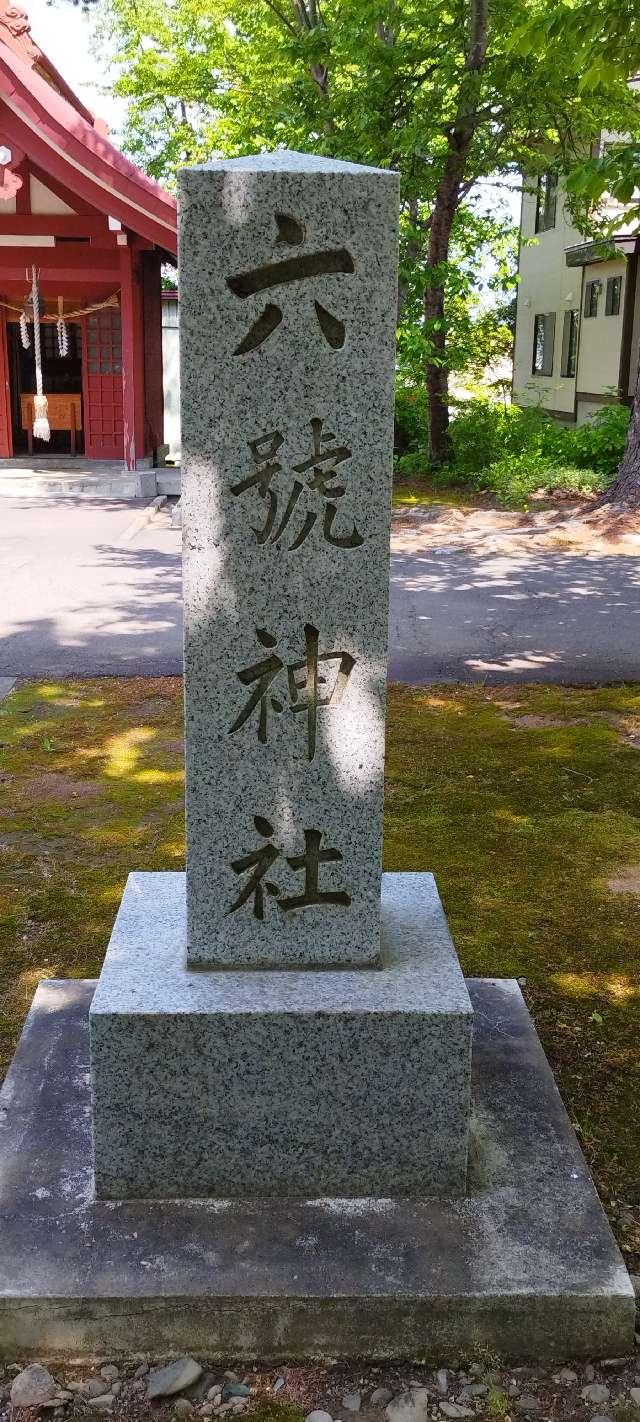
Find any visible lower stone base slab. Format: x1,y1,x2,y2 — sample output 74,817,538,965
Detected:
0,978,633,1362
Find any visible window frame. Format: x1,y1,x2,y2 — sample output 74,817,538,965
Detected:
561,309,579,378
584,281,599,318
605,275,623,316
535,172,558,234
532,311,556,376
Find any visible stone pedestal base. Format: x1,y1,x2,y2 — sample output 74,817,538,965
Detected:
0,975,633,1361
89,872,473,1199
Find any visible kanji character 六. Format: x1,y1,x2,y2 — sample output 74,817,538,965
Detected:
226,211,354,355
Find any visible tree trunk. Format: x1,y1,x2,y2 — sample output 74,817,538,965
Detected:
600,372,640,508
423,0,489,468
425,176,459,465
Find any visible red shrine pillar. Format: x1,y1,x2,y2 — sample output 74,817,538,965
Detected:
119,243,146,470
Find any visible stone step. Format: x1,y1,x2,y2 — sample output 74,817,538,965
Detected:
156,467,181,495
0,474,156,499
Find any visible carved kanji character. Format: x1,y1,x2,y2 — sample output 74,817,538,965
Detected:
280,828,351,912
227,213,354,355
228,815,280,920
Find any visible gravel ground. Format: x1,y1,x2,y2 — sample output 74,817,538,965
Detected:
4,1305,640,1422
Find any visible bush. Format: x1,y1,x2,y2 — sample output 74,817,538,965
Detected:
394,384,428,455
562,402,630,476
393,385,629,504
448,399,569,474
480,455,610,507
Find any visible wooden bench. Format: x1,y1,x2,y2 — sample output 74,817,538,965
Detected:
21,393,82,454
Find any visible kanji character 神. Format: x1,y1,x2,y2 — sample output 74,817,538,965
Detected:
229,623,356,761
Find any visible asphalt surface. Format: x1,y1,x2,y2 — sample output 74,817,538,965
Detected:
389,534,640,685
0,498,182,678
1,498,639,683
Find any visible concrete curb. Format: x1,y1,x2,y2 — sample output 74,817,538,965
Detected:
120,494,167,543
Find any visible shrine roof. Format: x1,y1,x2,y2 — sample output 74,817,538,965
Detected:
0,2,177,257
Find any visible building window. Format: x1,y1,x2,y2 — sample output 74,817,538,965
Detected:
532,312,556,375
561,309,579,378
535,172,558,233
584,281,599,318
605,275,623,315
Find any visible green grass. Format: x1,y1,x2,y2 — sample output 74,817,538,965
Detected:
1,678,639,1260
392,476,482,509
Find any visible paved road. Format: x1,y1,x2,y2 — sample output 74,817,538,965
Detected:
0,499,182,677
389,535,640,684
1,499,639,683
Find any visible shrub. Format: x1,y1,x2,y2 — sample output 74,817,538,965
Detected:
395,384,428,455
562,402,630,476
480,455,609,507
394,449,430,480
393,385,629,504
448,399,569,475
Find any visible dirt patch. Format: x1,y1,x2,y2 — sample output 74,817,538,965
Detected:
508,714,587,729
608,866,640,896
135,698,180,717
390,498,640,556
18,773,105,804
3,1351,640,1422
608,714,640,749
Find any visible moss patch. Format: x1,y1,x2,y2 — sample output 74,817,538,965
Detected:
0,678,185,1078
1,677,638,1260
392,478,480,510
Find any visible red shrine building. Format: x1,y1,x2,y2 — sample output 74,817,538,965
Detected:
0,0,177,472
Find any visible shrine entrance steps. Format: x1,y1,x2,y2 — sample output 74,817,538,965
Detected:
0,457,181,499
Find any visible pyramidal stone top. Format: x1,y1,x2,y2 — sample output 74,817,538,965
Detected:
183,149,397,177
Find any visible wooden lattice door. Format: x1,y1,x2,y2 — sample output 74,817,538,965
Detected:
82,307,124,460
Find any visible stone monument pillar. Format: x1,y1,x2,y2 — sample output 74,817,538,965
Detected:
89,152,474,1200
180,153,397,969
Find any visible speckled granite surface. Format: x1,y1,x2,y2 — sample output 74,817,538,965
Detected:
90,871,473,1200
179,152,399,967
1,976,633,1359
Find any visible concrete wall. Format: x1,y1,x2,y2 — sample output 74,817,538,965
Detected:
161,296,181,461
513,179,584,417
575,258,625,418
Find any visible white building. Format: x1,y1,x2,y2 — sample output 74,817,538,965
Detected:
162,292,181,462
512,172,640,423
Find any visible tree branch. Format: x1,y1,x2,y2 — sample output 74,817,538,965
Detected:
261,0,298,35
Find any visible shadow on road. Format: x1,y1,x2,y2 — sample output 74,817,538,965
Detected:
2,520,640,685
1,543,183,678
389,542,640,684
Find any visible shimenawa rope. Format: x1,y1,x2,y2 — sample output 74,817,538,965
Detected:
31,266,50,442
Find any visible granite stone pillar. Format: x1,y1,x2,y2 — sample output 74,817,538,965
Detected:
179,152,399,968
89,152,474,1200
0,164,632,1365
